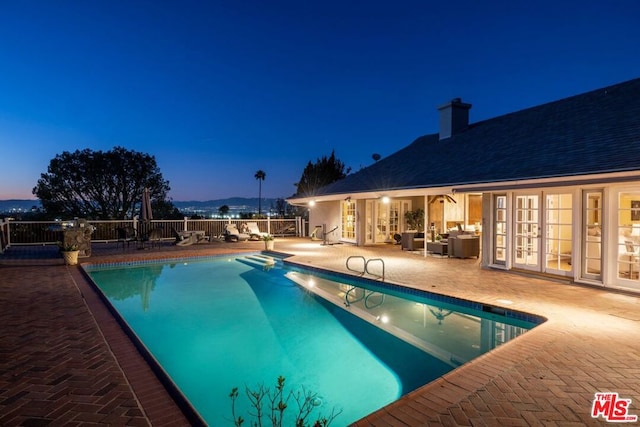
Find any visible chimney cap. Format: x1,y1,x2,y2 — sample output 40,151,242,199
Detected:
438,98,472,111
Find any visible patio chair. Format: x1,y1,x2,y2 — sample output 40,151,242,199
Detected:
116,226,137,250
448,233,480,258
145,227,164,249
224,224,250,242
246,222,269,240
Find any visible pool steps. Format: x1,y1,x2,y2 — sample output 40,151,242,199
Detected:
236,254,278,269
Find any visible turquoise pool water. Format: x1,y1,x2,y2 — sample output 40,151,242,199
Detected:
86,254,539,425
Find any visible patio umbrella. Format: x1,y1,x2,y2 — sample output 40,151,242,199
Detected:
140,187,153,237
141,187,153,222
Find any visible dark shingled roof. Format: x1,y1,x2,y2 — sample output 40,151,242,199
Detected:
307,77,640,197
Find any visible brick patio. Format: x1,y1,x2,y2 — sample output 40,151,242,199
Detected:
1,238,639,426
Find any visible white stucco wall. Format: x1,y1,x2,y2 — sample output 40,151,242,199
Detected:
309,202,342,242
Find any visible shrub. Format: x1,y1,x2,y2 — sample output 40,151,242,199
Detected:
229,376,342,427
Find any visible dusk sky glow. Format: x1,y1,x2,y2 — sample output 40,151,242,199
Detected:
1,1,639,201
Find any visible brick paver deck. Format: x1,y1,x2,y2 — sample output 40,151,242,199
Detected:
2,238,639,426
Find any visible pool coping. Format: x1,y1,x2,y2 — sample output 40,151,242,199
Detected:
68,266,192,426
283,258,546,327
77,264,208,426
77,251,280,426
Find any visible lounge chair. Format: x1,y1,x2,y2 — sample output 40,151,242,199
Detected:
274,223,297,237
224,224,250,242
246,222,269,240
172,227,196,246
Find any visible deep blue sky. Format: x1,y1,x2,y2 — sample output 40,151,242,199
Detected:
1,1,638,201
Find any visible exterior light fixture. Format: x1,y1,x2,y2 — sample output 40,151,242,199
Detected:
376,314,389,323
381,196,390,204
309,200,316,207
382,315,389,323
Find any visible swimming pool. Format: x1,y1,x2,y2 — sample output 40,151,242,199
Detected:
85,254,540,425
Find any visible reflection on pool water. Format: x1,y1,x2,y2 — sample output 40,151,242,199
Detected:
85,254,540,426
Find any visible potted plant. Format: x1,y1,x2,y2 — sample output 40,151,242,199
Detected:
58,242,80,265
262,234,275,251
404,209,425,232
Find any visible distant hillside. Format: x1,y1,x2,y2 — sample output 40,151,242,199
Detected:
0,198,279,215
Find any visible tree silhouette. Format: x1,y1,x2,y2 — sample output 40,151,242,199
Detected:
295,150,350,197
218,205,230,217
33,146,170,219
254,170,266,215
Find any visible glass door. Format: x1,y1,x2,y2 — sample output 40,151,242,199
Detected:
615,191,640,289
341,200,356,241
365,199,410,244
582,190,602,280
513,194,540,270
376,201,390,243
388,201,400,240
544,193,572,275
365,200,374,244
493,195,507,265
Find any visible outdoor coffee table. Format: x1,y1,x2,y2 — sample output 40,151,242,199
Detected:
427,241,448,256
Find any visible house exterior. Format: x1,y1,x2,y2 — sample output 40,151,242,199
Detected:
287,77,640,294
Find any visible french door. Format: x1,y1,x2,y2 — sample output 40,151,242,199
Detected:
544,193,573,276
341,200,356,241
376,202,390,242
615,190,640,290
513,195,540,270
512,193,574,274
493,195,507,265
364,199,411,244
582,190,602,280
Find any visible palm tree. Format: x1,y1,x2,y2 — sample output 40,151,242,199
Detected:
254,170,266,215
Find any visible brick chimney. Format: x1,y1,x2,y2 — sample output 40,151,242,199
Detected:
438,98,472,140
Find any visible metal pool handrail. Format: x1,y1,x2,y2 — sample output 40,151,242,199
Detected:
365,258,385,281
345,255,385,282
346,255,366,275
